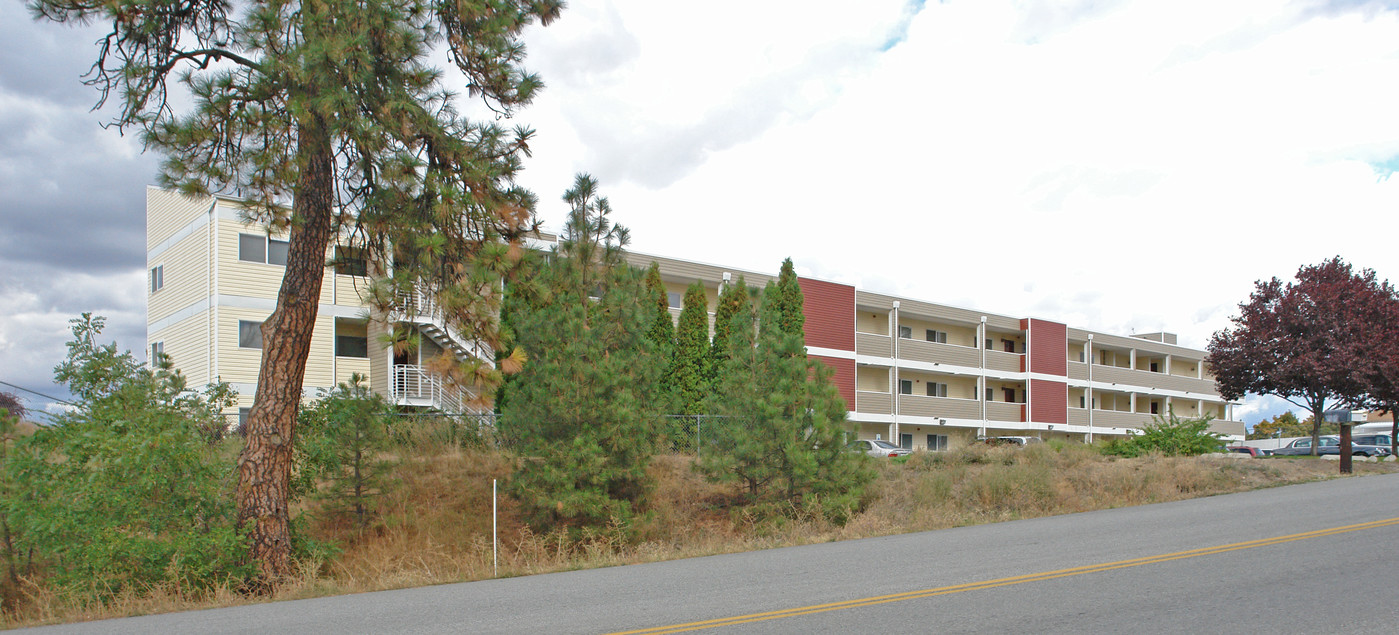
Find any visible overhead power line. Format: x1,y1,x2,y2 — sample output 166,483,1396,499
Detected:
0,380,75,406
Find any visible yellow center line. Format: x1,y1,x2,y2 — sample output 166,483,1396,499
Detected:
609,516,1399,635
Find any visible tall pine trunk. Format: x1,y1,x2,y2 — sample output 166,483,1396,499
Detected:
236,119,334,582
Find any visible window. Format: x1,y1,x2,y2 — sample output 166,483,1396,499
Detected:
898,325,912,339
335,319,369,358
1150,402,1160,414
1149,362,1159,373
927,434,948,451
1003,387,1016,403
335,246,368,277
899,379,913,395
925,329,947,344
1002,339,1016,353
238,234,289,265
149,265,164,292
150,341,164,366
1079,395,1086,408
899,433,913,450
1077,351,1085,362
666,292,682,309
985,388,993,401
984,338,993,350
237,407,251,436
238,320,264,349
926,382,947,398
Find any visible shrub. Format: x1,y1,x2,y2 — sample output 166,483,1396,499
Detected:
1100,409,1224,458
1,315,249,600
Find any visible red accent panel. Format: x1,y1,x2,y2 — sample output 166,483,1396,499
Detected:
798,277,855,352
1030,379,1068,425
1026,318,1067,377
812,354,856,409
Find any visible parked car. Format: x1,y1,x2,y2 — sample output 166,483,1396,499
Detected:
1226,446,1260,457
850,439,912,458
1271,436,1390,457
980,436,1043,447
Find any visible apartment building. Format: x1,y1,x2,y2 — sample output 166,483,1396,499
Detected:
147,187,1245,445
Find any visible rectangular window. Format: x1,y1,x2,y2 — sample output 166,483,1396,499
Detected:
985,387,993,401
926,382,947,398
927,434,948,451
238,320,263,349
1149,362,1159,373
1077,351,1085,362
1079,395,1086,408
899,379,913,395
335,319,369,358
666,292,682,309
1150,402,1160,414
899,433,913,450
925,329,947,344
898,325,912,339
1002,339,1016,353
150,341,164,366
335,246,368,277
985,338,993,350
239,233,266,263
149,265,164,292
237,407,251,435
238,233,289,265
1003,388,1016,403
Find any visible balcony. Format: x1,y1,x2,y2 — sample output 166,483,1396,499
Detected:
856,390,892,415
986,401,1024,422
896,338,981,367
899,394,982,419
984,350,1023,373
390,364,466,413
856,332,892,358
1086,364,1216,394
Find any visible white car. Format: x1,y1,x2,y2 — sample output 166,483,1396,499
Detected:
851,439,912,458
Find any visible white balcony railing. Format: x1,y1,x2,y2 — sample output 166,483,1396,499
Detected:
394,286,494,363
391,364,464,414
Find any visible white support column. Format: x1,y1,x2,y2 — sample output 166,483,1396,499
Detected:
979,316,988,438
1164,354,1172,375
891,301,900,446
1129,349,1137,371
1130,392,1137,413
1086,334,1094,443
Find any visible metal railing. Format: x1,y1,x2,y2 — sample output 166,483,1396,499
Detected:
391,364,465,414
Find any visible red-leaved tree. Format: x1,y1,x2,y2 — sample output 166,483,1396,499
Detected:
1207,257,1389,473
1356,288,1399,457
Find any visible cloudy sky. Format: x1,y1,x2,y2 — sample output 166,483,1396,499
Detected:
3,0,1398,423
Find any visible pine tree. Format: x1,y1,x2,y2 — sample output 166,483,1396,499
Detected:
773,258,806,342
644,263,676,399
31,0,562,576
698,271,871,522
708,276,752,389
671,281,711,416
500,175,662,530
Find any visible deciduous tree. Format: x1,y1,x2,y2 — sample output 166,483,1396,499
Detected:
1354,287,1399,457
29,0,561,578
1207,257,1387,472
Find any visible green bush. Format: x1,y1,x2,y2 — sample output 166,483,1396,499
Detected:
1100,409,1224,458
1,315,250,600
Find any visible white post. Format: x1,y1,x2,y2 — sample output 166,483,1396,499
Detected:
492,478,498,577
1087,334,1094,444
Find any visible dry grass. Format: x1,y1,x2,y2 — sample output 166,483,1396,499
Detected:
4,444,1394,629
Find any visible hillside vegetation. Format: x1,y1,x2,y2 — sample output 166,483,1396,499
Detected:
4,435,1392,628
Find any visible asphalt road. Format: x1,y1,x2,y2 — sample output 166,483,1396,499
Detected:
23,472,1399,634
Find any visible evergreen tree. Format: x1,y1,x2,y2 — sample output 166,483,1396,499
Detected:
296,375,396,530
698,274,872,523
773,258,806,342
671,282,711,416
31,0,562,575
708,276,752,389
500,175,663,530
644,262,676,407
